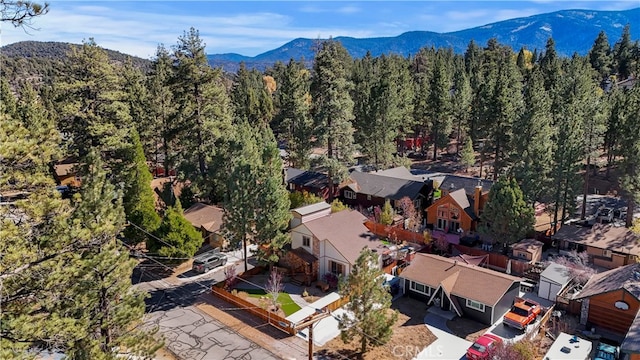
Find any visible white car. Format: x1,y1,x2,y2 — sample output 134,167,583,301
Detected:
597,207,614,223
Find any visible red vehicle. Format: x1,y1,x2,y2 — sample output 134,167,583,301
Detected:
503,298,541,331
466,333,503,360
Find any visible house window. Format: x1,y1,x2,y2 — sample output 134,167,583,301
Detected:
410,281,430,295
344,190,356,200
603,250,612,258
367,194,372,200
302,236,310,247
437,218,447,230
288,183,295,191
330,260,345,276
450,208,460,220
466,299,485,312
437,205,448,218
450,221,460,232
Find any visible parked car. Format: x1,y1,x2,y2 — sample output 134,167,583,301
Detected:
594,342,619,360
503,298,541,331
466,333,502,360
192,251,227,273
598,207,614,223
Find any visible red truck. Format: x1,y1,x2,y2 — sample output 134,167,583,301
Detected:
503,298,541,331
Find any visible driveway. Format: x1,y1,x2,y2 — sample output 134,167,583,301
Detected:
417,313,471,360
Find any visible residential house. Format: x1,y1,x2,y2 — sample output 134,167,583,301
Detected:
400,253,522,325
552,223,640,269
284,168,335,200
288,208,388,282
183,202,227,250
421,173,492,235
538,262,572,301
573,263,640,359
512,238,544,263
340,170,430,210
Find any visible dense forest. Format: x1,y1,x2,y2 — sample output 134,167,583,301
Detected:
1,5,640,357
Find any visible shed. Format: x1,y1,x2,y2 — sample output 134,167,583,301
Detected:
512,238,544,263
543,332,592,360
538,262,572,301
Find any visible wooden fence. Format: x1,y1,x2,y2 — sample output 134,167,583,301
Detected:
326,296,350,312
211,286,296,335
529,304,555,341
364,220,426,246
453,244,534,276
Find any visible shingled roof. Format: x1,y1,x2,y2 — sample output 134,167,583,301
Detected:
414,172,493,196
348,171,426,201
183,203,224,233
401,253,521,306
552,223,640,255
574,263,640,300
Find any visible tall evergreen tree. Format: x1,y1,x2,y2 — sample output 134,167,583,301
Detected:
311,40,356,197
122,59,155,161
276,59,314,169
171,28,232,200
338,248,398,354
231,63,274,125
479,177,534,245
588,30,613,83
122,129,161,244
67,150,159,358
510,69,553,204
460,137,475,172
451,60,472,154
425,53,452,161
619,84,640,227
148,44,178,177
613,24,635,80
55,38,131,158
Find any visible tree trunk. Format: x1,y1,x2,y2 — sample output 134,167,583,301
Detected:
432,125,438,161
581,154,591,220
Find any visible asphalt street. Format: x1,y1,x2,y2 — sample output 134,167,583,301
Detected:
133,255,284,360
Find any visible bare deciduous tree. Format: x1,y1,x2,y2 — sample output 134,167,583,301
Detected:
266,268,284,311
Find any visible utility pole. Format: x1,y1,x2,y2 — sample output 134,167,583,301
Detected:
294,310,332,360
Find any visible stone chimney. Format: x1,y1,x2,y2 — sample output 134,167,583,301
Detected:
473,183,482,217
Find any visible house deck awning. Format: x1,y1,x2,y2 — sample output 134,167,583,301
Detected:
290,247,318,264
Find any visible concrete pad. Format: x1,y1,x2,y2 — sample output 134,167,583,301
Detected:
295,308,347,346
417,314,471,360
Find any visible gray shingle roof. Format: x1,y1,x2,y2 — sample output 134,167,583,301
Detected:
574,263,640,300
349,171,426,200
287,169,330,189
413,171,493,196
292,201,331,216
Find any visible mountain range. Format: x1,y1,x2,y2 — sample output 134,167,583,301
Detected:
208,8,639,72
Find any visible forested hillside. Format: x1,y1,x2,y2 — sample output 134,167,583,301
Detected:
2,12,640,360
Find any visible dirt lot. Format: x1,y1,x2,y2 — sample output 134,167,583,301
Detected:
446,317,491,342
315,297,436,359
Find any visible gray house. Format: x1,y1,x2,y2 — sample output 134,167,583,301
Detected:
400,253,522,325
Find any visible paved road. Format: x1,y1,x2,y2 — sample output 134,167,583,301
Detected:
134,256,283,360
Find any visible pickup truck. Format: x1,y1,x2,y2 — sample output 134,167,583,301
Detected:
503,298,541,331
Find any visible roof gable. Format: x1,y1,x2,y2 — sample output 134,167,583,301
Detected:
302,209,385,265
540,263,572,285
183,202,224,232
401,253,521,306
575,263,640,300
426,189,476,220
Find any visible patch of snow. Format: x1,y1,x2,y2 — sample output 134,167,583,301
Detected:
539,25,552,32
511,22,534,33
480,25,492,29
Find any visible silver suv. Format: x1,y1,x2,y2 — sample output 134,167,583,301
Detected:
192,251,227,273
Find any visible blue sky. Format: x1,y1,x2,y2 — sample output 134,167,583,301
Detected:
1,1,638,59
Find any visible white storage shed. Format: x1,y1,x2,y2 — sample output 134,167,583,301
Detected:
538,262,572,301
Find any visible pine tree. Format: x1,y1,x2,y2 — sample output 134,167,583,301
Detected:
338,248,398,354
171,28,232,200
588,30,613,83
289,191,324,209
451,61,472,154
460,137,475,172
152,200,202,258
122,129,161,244
427,53,452,161
311,40,356,196
148,45,178,177
62,150,160,359
510,69,553,204
613,24,635,80
55,38,131,158
122,59,155,161
276,59,314,169
231,63,274,125
479,177,534,245
619,84,640,227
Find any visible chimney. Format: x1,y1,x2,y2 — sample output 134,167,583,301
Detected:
473,182,482,217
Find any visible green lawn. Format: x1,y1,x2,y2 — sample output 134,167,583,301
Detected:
239,288,302,316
